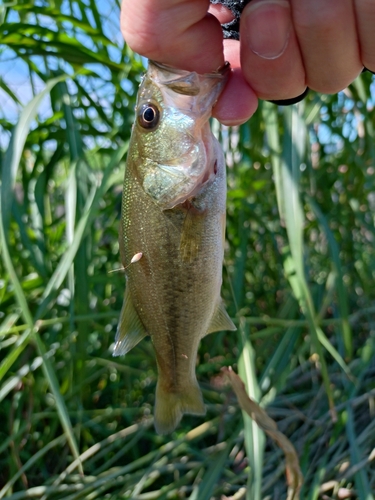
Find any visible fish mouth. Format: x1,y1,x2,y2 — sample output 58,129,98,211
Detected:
150,60,230,79
147,60,230,110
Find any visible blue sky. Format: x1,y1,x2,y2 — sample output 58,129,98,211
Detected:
0,1,122,113
0,0,125,149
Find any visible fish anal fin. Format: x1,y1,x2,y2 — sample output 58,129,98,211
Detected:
113,286,148,356
205,299,237,336
154,380,205,435
179,200,206,263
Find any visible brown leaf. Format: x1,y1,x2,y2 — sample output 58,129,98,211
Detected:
224,366,303,500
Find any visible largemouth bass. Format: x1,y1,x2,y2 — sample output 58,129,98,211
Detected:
114,60,236,434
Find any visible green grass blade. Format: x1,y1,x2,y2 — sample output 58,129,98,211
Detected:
261,102,284,219
0,436,66,499
0,328,33,381
264,103,337,418
0,75,66,235
0,77,21,105
308,196,353,358
238,320,265,500
35,143,128,320
194,439,234,500
0,190,34,332
259,327,299,395
346,406,374,500
0,189,82,472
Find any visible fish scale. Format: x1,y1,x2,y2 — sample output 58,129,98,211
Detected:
114,60,236,434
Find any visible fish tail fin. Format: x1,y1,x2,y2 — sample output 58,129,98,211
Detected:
154,380,206,435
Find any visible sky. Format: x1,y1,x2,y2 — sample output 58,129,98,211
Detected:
0,0,124,148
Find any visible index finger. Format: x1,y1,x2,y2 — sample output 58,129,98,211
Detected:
121,0,225,73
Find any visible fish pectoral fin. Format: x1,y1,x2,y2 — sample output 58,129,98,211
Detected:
205,300,237,335
113,286,148,356
179,202,205,263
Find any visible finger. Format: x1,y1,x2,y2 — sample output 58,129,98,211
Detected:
240,0,306,101
213,40,258,125
354,0,375,71
121,0,224,73
291,0,363,93
208,3,234,24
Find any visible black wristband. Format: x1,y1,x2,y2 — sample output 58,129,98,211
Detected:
210,0,252,41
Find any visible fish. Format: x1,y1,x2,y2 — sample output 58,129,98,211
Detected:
113,60,236,435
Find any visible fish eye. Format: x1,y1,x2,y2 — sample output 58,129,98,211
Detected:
137,103,160,130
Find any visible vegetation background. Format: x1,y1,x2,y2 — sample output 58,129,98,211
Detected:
1,1,375,499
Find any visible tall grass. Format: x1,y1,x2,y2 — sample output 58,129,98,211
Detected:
1,2,375,499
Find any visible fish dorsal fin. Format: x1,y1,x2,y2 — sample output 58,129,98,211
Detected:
205,300,237,336
113,286,148,356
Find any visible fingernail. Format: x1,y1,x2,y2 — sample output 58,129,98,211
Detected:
243,0,291,60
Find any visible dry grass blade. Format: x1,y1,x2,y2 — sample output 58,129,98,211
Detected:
224,367,303,500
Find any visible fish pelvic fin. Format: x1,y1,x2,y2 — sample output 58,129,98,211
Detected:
113,285,148,356
154,380,206,435
205,299,237,336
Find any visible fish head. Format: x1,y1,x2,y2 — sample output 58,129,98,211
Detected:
130,60,230,209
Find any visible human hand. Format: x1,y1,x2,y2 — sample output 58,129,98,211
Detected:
120,0,375,125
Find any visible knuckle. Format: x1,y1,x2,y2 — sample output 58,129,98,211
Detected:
121,19,163,59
